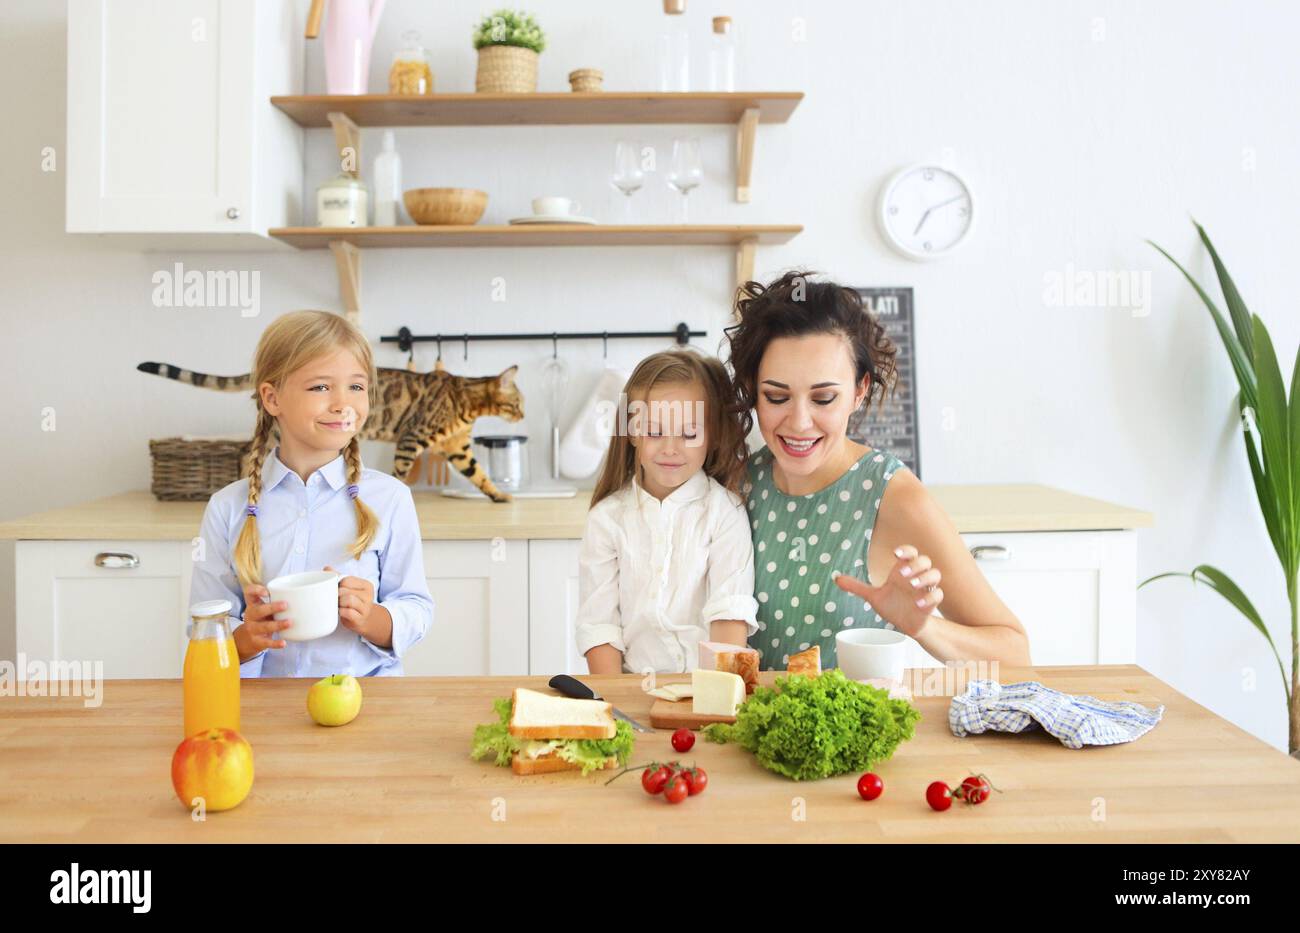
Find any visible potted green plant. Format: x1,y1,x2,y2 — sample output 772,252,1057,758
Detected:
1143,220,1300,757
473,9,546,93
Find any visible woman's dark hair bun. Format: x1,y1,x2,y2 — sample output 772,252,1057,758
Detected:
723,270,898,431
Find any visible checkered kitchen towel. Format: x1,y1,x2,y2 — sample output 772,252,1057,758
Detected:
949,680,1164,749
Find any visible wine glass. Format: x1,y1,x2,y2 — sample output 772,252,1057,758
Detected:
666,137,702,223
610,140,644,224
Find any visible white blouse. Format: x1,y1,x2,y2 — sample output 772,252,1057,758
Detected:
574,470,759,674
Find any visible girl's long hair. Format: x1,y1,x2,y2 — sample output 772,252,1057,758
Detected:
232,310,380,589
590,349,748,509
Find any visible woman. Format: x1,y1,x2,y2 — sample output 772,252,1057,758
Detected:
724,271,1030,670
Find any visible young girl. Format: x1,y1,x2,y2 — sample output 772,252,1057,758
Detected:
189,310,434,677
576,349,758,675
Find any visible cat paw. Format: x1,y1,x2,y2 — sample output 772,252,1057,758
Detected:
489,492,513,503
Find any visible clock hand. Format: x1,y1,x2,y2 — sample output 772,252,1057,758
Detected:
913,193,967,236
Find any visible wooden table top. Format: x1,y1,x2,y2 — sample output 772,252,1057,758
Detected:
0,483,1153,541
2,664,1291,843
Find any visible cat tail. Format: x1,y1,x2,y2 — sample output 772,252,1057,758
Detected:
136,362,253,393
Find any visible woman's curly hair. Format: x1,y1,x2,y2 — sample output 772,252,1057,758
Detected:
722,270,898,436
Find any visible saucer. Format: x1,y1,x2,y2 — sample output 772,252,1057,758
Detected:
508,214,598,225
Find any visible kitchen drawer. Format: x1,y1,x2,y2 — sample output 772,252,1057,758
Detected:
16,540,193,679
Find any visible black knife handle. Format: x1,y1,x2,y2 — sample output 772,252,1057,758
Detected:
549,674,599,701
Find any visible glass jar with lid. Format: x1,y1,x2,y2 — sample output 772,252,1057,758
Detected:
316,172,369,227
389,30,434,95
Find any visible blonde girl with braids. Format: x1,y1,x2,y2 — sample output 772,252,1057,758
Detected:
575,349,759,675
190,310,433,677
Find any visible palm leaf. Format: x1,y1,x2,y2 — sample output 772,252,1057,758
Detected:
1291,341,1300,584
1141,565,1289,700
1240,394,1288,574
1148,239,1257,411
1251,316,1295,577
1196,220,1256,363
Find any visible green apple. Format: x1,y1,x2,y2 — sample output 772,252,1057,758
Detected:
307,674,362,726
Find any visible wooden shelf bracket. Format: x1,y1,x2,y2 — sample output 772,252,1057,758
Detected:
329,239,361,324
327,110,361,176
735,107,759,203
735,236,757,290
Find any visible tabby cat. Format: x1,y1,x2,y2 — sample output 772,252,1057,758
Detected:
137,360,525,502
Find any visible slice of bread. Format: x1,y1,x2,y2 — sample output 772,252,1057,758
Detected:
511,753,619,775
508,687,617,740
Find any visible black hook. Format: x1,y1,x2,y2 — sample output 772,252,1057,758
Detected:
436,336,442,362
552,333,558,359
602,331,608,359
463,333,469,361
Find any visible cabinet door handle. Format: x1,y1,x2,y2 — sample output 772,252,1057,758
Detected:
226,207,240,220
970,545,1011,561
94,551,139,569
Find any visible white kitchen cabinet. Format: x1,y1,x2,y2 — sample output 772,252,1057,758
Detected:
16,540,193,679
528,540,588,677
527,532,1140,675
66,0,303,242
400,540,529,677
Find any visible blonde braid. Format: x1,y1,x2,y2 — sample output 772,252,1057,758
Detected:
232,408,277,589
342,436,379,560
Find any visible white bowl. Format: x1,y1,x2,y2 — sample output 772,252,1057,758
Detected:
267,570,340,642
836,627,908,681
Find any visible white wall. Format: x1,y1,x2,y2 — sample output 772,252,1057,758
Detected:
2,0,1298,750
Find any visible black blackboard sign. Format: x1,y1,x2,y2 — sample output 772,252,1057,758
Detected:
847,287,920,478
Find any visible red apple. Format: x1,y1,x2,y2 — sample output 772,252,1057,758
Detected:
171,727,254,812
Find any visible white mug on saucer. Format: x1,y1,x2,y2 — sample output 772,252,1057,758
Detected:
267,570,340,642
532,196,580,217
836,627,908,681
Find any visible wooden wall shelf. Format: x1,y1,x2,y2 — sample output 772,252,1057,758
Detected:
270,92,803,127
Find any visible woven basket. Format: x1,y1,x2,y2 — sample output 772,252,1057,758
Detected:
149,437,252,501
475,45,538,93
568,68,603,92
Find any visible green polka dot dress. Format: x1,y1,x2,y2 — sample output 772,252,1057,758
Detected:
743,445,907,671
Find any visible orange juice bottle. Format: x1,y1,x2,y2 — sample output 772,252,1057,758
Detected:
183,600,240,738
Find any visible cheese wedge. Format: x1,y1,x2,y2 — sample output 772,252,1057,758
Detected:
662,683,694,700
646,687,677,701
697,641,759,693
691,669,745,718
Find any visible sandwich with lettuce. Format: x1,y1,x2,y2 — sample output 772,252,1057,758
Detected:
471,688,635,775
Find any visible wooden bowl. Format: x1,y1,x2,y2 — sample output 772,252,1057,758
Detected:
403,188,488,225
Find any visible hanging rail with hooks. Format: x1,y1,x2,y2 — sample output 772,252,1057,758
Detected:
382,323,705,361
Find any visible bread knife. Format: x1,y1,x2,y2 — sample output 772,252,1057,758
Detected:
547,674,653,732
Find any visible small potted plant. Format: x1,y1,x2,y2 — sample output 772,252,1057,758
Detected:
473,9,546,93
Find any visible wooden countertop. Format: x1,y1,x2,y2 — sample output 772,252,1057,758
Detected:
1,665,1293,843
0,484,1152,541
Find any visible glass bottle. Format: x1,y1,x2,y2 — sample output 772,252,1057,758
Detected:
183,600,240,739
658,7,690,91
389,30,434,95
708,16,736,91
373,130,403,226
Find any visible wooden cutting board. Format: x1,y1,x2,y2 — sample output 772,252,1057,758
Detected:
648,698,737,731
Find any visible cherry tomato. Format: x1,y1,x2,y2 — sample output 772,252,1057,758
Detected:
682,766,708,796
663,774,689,804
960,775,991,805
641,764,673,796
926,781,953,812
671,728,695,753
857,772,883,801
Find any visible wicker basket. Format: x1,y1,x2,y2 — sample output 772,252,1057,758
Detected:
568,68,603,92
149,436,252,501
475,45,539,93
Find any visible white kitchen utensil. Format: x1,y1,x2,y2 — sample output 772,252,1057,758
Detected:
560,367,629,479
541,353,569,480
267,570,340,642
507,214,598,225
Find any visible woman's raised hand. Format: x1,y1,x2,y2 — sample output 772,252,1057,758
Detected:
232,582,292,661
833,544,943,637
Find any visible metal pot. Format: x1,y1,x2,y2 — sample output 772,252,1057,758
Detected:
472,435,529,492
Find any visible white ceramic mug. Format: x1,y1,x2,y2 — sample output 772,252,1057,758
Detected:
267,570,340,642
836,627,908,681
532,196,580,217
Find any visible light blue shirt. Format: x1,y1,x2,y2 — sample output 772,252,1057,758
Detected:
190,446,434,677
